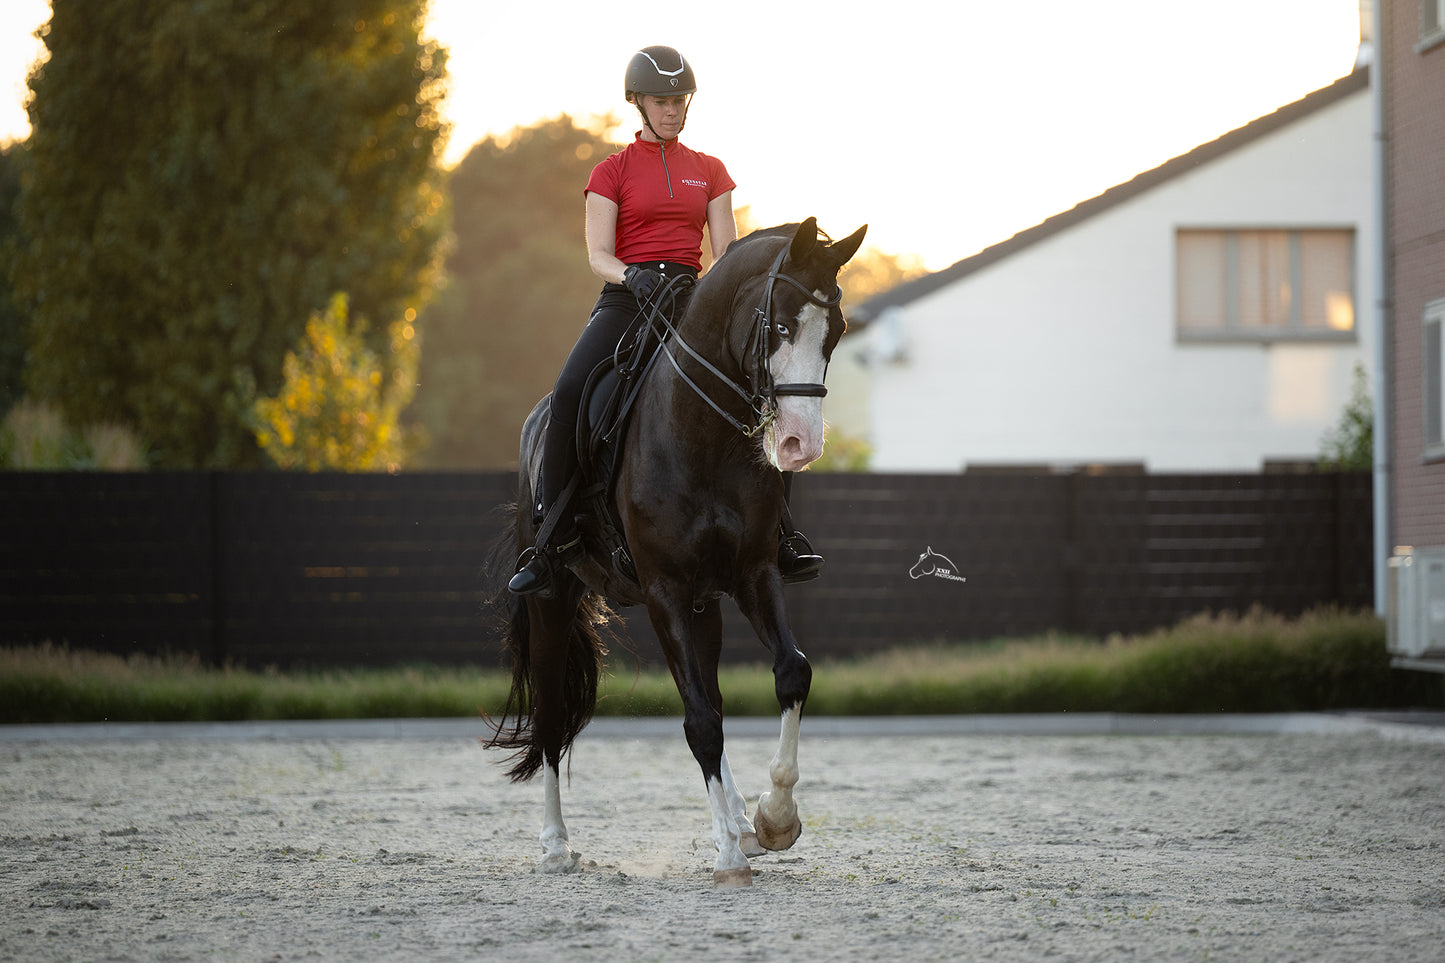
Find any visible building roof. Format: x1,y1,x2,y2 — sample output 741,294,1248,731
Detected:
851,67,1370,324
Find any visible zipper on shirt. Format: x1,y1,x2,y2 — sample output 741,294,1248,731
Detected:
659,140,674,199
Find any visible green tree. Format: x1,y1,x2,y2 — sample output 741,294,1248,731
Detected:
253,293,418,471
1319,362,1373,471
11,1,448,468
839,245,928,306
415,115,612,468
0,141,28,414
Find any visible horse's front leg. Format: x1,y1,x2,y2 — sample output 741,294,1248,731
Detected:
646,588,754,887
738,570,811,852
755,703,804,851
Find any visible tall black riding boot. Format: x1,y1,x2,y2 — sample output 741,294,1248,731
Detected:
509,417,582,596
777,471,824,584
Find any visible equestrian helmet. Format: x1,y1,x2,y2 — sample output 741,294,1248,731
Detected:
624,46,696,101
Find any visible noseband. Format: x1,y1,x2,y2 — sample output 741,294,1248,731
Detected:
652,243,841,438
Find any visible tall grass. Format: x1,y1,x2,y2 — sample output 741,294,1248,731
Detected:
2,609,1440,725
0,647,514,724
798,608,1439,715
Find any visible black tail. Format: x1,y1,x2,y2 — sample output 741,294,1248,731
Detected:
481,502,613,783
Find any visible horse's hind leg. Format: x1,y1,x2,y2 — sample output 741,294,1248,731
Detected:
528,588,589,873
720,750,764,857
539,754,577,873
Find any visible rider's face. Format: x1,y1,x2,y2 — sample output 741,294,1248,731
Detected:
637,94,689,141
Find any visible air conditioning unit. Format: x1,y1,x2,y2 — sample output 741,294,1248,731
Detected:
1387,548,1445,672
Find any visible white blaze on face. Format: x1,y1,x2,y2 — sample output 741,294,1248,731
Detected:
764,300,830,471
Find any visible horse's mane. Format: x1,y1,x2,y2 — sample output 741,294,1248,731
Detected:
688,223,800,309
717,223,795,266
680,220,847,340
712,221,840,273
738,223,800,243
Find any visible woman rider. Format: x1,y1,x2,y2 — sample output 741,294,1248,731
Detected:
509,45,823,596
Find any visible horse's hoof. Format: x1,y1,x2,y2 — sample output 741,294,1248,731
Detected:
754,808,803,852
538,849,580,874
740,831,766,858
713,866,754,888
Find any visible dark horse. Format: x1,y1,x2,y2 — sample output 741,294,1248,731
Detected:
485,217,866,887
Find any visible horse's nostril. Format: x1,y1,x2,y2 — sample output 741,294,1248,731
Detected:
771,433,823,473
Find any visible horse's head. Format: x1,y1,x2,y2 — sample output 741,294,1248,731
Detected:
745,218,867,471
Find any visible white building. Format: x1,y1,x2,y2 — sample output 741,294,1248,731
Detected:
838,68,1373,474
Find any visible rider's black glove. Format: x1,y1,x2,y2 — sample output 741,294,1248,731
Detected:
623,264,663,303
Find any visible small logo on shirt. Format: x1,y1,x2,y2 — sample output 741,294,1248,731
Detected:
680,178,708,189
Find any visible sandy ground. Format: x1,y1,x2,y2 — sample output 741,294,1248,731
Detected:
1,714,1443,963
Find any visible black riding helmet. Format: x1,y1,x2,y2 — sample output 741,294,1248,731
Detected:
624,45,696,100
625,46,696,142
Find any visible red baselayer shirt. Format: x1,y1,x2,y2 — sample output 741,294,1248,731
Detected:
585,132,736,271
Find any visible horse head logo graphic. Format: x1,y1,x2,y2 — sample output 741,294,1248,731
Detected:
910,546,964,582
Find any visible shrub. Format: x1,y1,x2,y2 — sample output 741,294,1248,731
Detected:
2,609,1439,723
1,398,147,469
251,293,420,472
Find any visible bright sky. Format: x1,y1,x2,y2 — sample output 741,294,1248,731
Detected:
2,0,1364,271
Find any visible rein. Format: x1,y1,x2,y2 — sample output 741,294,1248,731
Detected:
652,243,841,438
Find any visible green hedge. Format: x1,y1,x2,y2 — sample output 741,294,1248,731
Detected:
2,609,1440,724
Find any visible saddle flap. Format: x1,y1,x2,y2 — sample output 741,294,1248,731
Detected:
577,360,624,473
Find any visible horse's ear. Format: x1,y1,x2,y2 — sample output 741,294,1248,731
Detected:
828,224,868,266
789,216,819,263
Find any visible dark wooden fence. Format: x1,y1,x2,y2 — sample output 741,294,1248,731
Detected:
0,471,1372,667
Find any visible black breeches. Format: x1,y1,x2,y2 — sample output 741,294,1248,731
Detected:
535,286,645,515
548,286,643,432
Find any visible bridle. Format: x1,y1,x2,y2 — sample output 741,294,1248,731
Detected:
649,243,842,438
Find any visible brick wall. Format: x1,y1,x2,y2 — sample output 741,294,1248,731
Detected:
1386,0,1445,546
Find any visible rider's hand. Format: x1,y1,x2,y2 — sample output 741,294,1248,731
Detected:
623,265,663,303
